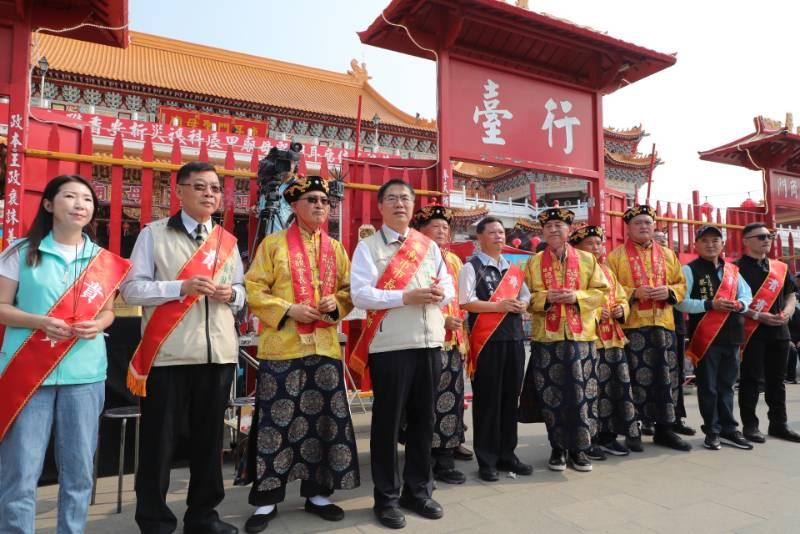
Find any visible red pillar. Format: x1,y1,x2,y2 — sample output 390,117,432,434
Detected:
589,92,606,227
1,6,32,247
436,47,452,206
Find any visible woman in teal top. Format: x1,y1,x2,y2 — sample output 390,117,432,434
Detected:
0,174,116,534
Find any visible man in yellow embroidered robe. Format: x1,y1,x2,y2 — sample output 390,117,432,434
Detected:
606,205,689,452
243,175,358,532
521,208,609,473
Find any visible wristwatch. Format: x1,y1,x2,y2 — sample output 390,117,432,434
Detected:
228,290,237,304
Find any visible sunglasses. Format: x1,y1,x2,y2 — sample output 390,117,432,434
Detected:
301,196,330,206
745,233,775,241
179,182,222,194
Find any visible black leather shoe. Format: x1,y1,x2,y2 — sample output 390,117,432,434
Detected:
398,496,444,520
478,467,500,481
743,427,766,443
434,467,467,484
453,444,474,461
625,436,644,453
304,499,344,521
673,420,697,436
497,459,534,476
186,518,239,534
375,507,406,529
653,430,692,451
768,425,800,443
243,509,276,534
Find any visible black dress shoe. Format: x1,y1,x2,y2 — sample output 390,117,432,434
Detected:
434,467,467,484
625,436,644,453
453,444,474,461
304,499,344,521
743,427,766,443
243,509,277,534
653,430,692,451
497,459,534,476
673,420,697,436
398,496,444,520
478,467,500,481
375,507,406,529
768,425,800,443
186,518,239,534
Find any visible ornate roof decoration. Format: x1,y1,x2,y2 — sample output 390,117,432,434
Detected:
36,31,435,131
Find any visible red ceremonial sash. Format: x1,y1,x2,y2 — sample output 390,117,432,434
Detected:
598,263,626,343
625,239,666,312
286,223,337,345
0,249,131,442
541,245,583,334
742,259,788,350
443,253,465,348
466,263,524,378
126,225,237,396
686,262,739,365
350,229,432,378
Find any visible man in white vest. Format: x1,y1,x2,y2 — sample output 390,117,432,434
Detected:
121,161,244,534
350,179,454,530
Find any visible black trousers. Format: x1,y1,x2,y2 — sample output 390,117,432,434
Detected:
369,348,441,509
739,337,790,430
135,364,235,534
471,340,525,470
695,344,740,435
675,333,688,420
787,344,798,382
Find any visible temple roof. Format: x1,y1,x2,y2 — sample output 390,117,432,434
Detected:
35,31,435,131
699,115,800,173
359,0,676,94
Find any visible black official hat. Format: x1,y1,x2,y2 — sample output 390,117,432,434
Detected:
411,204,453,229
283,175,329,203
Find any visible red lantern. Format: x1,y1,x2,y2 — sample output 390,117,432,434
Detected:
531,236,541,247
511,238,522,248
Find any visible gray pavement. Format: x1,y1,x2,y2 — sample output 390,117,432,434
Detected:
35,384,800,533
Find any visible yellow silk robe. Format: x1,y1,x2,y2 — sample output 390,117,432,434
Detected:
595,264,630,349
245,227,353,360
526,247,610,342
443,250,469,354
606,241,686,331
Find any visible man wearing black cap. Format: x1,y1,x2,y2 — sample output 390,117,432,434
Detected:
243,175,359,532
523,209,610,472
675,225,753,450
607,205,690,452
460,216,533,481
736,222,800,443
410,205,469,485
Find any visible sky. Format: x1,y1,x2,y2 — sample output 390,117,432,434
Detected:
130,0,800,209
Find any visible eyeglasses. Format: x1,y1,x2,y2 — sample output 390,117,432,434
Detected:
179,182,222,194
382,194,414,204
744,233,775,241
301,196,330,206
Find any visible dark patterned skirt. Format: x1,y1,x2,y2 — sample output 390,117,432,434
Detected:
521,340,597,452
432,348,466,450
624,326,679,425
595,347,640,439
246,356,360,494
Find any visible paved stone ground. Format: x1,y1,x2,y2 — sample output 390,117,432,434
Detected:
35,384,800,533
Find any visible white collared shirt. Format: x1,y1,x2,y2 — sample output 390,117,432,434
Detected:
350,225,454,310
120,211,245,311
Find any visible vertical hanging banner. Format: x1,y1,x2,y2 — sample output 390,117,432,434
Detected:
3,105,26,248
446,58,598,177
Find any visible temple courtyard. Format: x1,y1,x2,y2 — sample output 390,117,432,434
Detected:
36,383,800,533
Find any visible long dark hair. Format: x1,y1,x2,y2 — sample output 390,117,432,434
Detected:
23,174,99,267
